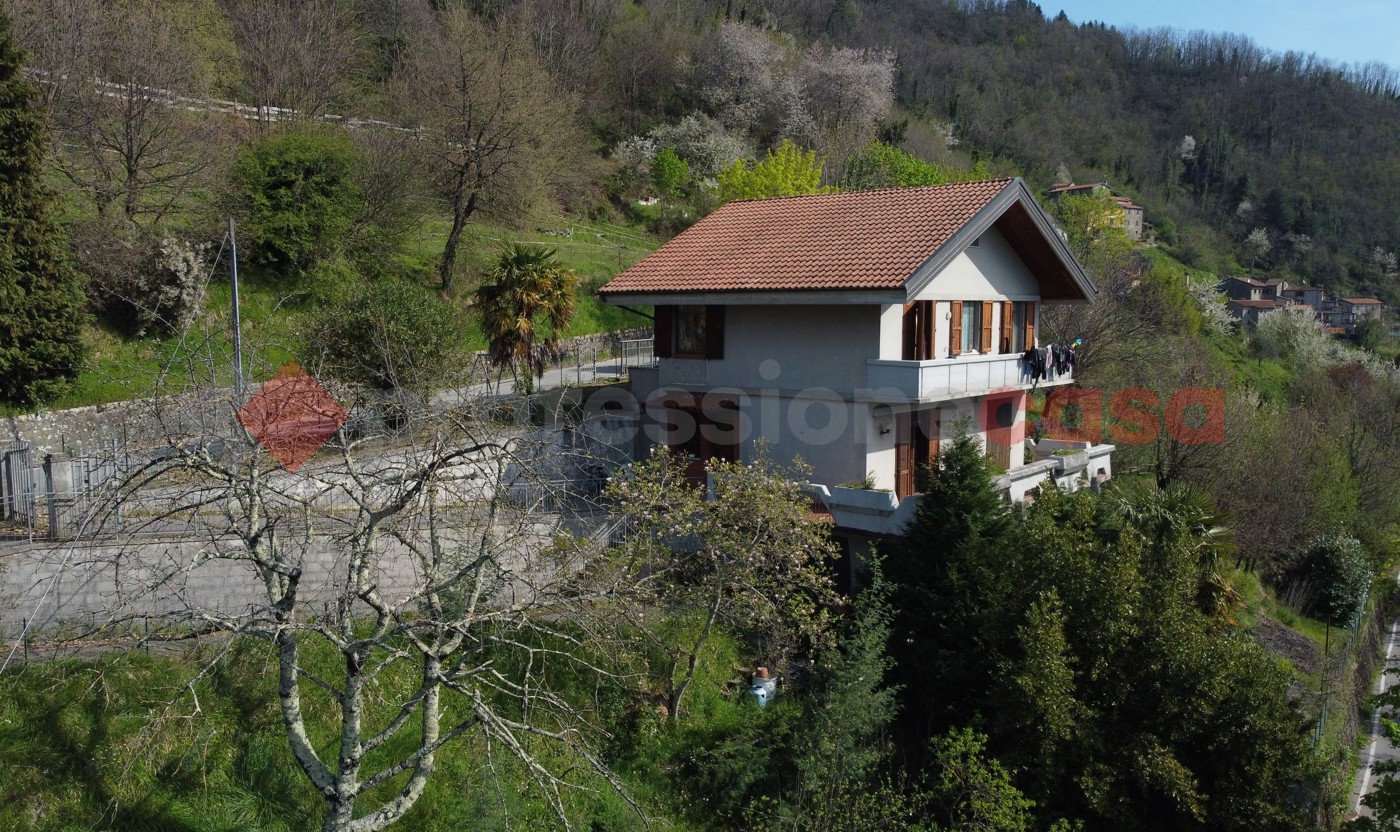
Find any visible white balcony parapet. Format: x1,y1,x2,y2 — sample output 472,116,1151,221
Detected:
861,352,1073,403
805,442,1115,536
803,482,921,536
997,441,1116,503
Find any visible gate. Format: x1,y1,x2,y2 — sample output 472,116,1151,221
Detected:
1,442,37,538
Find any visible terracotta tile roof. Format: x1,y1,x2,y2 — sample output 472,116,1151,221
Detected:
1343,297,1383,304
1048,181,1105,194
1228,299,1280,309
600,180,1016,294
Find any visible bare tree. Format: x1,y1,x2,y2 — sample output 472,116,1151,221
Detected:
396,8,581,292
225,0,366,126
56,330,643,831
11,0,232,220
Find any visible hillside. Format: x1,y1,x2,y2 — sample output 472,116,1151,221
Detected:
811,0,1400,298
4,0,1398,411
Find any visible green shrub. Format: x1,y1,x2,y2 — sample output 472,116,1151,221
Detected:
232,129,367,278
309,279,466,391
1293,533,1371,624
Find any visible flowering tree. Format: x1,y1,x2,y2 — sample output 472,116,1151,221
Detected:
597,449,843,721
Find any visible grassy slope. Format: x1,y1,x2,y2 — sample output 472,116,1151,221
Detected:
32,213,659,414
0,633,728,832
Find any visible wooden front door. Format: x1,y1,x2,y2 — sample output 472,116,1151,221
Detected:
895,410,940,499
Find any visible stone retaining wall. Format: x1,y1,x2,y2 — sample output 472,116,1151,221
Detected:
0,515,595,638
5,328,654,456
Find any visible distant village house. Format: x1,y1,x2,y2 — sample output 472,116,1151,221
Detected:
1046,181,1145,241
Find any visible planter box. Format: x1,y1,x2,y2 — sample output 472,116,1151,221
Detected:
828,485,900,514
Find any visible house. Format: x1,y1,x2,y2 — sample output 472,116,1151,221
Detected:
1046,182,1145,241
1323,297,1386,334
1221,276,1274,302
1226,298,1284,328
1279,284,1325,310
598,178,1112,541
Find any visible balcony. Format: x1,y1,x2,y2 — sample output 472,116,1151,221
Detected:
805,440,1115,536
861,352,1073,404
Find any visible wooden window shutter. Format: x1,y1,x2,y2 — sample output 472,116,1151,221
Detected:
902,303,917,360
1000,301,1013,353
948,301,962,356
895,413,915,500
980,301,994,353
1024,301,1037,348
704,305,725,359
921,301,935,360
654,305,673,358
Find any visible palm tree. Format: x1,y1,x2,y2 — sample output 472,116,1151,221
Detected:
1112,481,1238,618
474,243,578,393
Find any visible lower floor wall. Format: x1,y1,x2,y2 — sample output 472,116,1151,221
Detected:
628,383,1030,495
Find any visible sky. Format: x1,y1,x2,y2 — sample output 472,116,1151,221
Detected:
1046,0,1400,70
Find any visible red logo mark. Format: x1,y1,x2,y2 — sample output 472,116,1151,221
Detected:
236,361,348,472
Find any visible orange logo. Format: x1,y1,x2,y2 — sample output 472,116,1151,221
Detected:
236,362,349,472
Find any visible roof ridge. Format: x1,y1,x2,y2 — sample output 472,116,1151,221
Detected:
726,177,1016,206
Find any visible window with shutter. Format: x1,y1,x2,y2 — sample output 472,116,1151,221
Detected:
664,305,726,359
1024,301,1037,349
1000,301,1013,353
980,301,994,353
948,301,962,356
902,301,935,360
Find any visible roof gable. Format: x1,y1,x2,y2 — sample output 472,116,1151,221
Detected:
599,178,1095,303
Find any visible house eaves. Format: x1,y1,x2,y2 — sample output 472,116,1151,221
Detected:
902,178,1097,303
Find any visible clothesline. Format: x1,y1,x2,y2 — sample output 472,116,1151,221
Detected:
1023,340,1080,387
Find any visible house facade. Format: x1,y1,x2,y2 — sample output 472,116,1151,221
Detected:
1332,298,1385,334
599,178,1112,537
1046,182,1145,241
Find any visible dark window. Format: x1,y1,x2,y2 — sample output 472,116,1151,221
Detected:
671,305,725,359
960,302,982,353
675,305,707,356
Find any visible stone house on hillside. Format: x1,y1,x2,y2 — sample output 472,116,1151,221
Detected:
1323,297,1385,334
1046,181,1145,241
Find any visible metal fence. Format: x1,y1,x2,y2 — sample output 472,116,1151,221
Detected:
0,442,37,534
619,338,655,371
0,441,122,541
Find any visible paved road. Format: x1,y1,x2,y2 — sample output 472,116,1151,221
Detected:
474,357,636,396
1352,569,1400,817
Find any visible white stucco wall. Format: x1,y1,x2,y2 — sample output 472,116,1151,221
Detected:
877,228,1044,360
658,304,881,396
912,226,1040,301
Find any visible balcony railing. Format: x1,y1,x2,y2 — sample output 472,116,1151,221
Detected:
863,352,1073,403
805,441,1115,536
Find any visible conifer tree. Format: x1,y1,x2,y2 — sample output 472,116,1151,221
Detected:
888,433,1015,744
0,10,86,407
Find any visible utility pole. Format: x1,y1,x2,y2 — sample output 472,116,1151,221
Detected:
229,217,244,397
